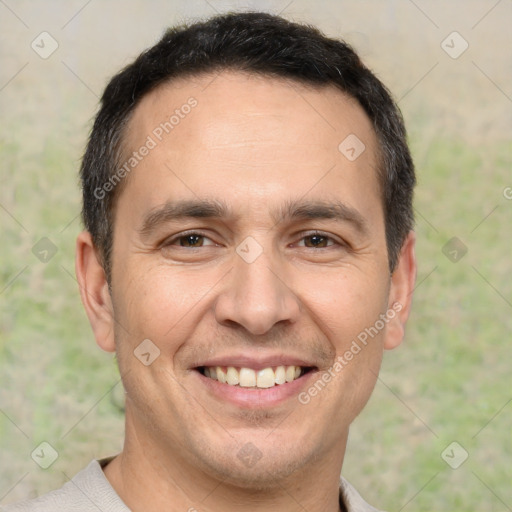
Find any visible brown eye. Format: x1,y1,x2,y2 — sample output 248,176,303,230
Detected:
179,234,205,247
303,234,330,248
163,232,217,248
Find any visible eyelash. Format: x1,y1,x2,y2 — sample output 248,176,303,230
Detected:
162,230,345,249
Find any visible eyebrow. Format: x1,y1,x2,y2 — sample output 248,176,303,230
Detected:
139,198,369,237
139,199,231,236
272,198,369,236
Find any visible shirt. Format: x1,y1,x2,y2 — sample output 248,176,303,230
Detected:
1,459,383,512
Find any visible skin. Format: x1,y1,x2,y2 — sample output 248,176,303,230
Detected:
76,71,416,512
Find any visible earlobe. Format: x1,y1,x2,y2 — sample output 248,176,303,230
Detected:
75,231,116,353
383,231,417,350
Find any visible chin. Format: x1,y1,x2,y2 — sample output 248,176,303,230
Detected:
191,435,322,491
212,458,308,491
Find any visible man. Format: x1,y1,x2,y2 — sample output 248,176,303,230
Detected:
4,11,416,512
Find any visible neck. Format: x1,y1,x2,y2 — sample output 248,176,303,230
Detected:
104,413,346,512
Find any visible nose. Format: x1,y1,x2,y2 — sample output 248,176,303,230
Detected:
214,246,301,335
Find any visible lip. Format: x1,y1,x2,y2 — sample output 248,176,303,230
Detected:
193,366,318,409
193,353,317,372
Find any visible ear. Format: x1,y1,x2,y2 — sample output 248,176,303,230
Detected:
75,231,116,352
383,231,417,350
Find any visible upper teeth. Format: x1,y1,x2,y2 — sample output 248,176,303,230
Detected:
204,365,303,388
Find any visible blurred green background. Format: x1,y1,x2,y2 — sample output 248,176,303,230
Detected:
0,1,510,510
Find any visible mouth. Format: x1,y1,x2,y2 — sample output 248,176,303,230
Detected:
196,365,316,389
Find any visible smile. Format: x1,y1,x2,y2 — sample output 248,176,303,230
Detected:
198,365,314,389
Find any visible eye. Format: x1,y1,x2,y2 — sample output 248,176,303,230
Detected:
295,232,338,249
164,232,217,248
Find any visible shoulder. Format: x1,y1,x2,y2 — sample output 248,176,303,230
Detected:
1,459,129,512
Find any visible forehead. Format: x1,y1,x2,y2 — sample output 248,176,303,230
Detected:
118,70,381,214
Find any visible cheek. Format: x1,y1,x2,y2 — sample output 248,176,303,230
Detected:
112,262,216,351
298,267,389,350
110,264,212,417
302,269,389,415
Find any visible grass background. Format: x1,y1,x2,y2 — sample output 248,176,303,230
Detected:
0,1,511,510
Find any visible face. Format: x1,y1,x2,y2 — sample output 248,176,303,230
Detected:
77,71,415,489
